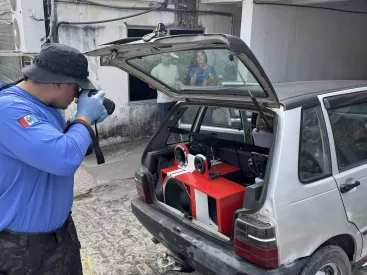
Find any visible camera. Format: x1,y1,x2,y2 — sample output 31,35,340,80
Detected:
86,89,115,116
72,89,116,159
76,89,116,116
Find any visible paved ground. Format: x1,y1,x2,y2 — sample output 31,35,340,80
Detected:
72,138,367,275
73,139,191,275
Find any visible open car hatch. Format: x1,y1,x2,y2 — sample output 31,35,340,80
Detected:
84,33,279,108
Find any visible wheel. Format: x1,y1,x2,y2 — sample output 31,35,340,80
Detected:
299,245,351,275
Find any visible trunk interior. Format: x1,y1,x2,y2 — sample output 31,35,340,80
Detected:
143,104,275,238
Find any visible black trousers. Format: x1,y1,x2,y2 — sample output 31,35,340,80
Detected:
0,215,83,275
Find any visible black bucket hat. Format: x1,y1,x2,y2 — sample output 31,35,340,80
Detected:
21,43,95,90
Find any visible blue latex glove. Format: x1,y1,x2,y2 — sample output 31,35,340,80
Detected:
70,107,108,125
76,90,106,123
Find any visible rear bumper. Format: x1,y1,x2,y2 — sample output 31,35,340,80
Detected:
131,198,307,275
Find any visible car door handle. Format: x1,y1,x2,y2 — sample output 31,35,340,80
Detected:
340,181,360,193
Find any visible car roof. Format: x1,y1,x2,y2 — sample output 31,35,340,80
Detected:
273,80,367,110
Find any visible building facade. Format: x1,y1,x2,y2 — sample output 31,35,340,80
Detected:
0,0,22,82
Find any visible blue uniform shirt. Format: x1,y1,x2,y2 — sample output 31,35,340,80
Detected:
0,86,92,233
190,65,217,86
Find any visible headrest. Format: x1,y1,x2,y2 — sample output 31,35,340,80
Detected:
353,120,367,152
255,115,274,132
333,117,355,146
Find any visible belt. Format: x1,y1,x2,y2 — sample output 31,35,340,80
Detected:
0,215,70,248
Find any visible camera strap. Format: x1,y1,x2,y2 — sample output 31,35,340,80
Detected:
0,79,105,165
0,78,25,92
64,119,105,165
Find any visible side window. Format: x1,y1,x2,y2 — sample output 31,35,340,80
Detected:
166,106,200,144
328,102,367,170
201,107,243,130
299,105,331,183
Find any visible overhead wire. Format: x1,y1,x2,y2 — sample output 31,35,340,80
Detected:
53,0,235,41
54,3,167,41
0,10,11,24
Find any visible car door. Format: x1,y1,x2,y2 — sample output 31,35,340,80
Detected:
84,33,279,108
322,90,367,256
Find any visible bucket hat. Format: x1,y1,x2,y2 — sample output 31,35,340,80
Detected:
21,43,95,89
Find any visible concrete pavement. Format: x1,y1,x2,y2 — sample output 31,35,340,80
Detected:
73,139,190,275
72,138,367,275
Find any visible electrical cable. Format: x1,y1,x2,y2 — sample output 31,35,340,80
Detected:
0,20,11,25
54,0,235,39
57,0,162,11
0,11,11,16
33,17,48,22
55,0,234,17
54,3,166,41
253,0,367,15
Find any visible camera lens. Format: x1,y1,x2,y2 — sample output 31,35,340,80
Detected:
103,98,115,115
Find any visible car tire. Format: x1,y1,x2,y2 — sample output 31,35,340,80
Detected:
299,245,351,275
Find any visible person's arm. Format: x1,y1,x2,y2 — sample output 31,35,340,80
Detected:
203,66,217,86
175,66,179,81
150,67,159,90
0,101,92,176
0,89,106,176
190,67,197,85
151,66,158,78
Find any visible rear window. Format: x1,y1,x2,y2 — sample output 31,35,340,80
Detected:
127,48,264,97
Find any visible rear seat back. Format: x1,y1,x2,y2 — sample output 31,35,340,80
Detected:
192,133,269,171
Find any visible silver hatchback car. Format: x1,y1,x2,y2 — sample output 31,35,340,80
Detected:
86,32,367,275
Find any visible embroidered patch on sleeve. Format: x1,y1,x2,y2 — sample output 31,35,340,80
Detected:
18,114,39,128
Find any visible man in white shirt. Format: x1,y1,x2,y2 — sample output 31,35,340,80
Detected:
151,53,179,125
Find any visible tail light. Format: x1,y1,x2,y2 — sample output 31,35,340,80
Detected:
135,169,152,203
233,215,278,269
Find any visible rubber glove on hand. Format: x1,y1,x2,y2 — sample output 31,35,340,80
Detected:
70,107,108,125
76,90,106,123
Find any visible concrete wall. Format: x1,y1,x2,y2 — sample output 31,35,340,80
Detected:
57,0,238,146
0,0,22,82
198,1,242,37
247,2,367,83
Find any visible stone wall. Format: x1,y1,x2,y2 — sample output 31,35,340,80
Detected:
0,0,22,83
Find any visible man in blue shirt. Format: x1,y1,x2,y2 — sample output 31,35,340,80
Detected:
0,43,108,274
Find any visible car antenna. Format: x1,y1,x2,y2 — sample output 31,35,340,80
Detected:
228,54,272,131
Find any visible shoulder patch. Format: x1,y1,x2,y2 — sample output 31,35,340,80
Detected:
18,113,39,128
